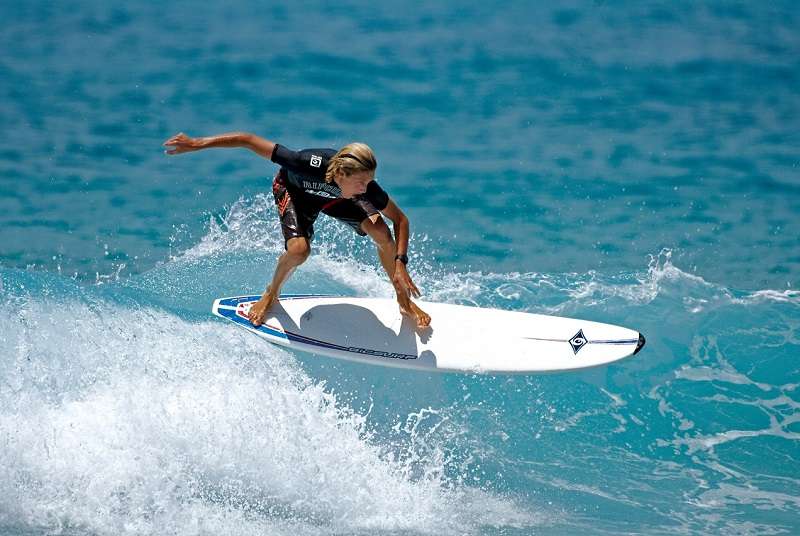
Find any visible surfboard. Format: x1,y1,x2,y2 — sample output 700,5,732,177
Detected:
212,294,645,374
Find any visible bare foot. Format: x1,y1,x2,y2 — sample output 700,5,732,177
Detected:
248,289,277,327
399,300,431,329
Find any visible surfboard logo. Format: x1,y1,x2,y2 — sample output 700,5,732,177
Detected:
569,330,588,354
346,347,417,360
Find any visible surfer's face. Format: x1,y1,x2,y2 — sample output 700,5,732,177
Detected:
338,170,374,198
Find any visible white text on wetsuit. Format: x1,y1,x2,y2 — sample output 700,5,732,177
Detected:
302,180,340,199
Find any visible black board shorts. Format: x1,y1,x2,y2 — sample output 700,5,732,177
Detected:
271,169,376,247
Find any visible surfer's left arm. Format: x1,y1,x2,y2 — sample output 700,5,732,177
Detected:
380,199,421,298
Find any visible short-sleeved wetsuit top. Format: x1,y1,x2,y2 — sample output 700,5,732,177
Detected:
270,144,390,246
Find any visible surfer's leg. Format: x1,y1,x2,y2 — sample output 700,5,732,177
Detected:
253,173,318,326
248,237,310,327
360,217,431,328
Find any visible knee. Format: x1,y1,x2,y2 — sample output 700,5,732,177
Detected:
285,238,311,263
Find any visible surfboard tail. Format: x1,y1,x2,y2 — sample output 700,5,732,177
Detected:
634,333,646,355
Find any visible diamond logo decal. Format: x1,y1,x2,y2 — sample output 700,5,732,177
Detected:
569,330,588,354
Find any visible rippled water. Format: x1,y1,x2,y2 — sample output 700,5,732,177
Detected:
1,1,799,534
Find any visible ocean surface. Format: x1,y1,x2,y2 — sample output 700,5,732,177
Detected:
1,1,799,534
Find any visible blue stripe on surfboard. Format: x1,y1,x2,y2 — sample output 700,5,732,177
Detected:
214,297,415,359
214,303,288,340
280,329,417,360
216,294,335,308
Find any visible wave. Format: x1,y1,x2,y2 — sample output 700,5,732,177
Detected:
2,195,799,535
0,287,536,535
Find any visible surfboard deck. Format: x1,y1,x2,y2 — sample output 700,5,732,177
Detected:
212,294,645,374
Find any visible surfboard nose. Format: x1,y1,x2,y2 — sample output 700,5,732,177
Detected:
634,333,646,355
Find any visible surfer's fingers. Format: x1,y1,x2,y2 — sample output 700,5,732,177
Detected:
405,276,421,298
163,134,183,145
165,144,197,155
162,141,184,152
163,133,192,147
397,281,411,297
164,140,190,149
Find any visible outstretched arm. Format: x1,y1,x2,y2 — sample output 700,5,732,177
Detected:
163,132,276,159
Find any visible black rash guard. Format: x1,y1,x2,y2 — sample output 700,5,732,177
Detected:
268,143,391,246
270,144,389,210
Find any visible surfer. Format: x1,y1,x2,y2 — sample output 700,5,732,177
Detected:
163,132,431,328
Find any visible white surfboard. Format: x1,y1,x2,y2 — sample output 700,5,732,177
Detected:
212,294,645,374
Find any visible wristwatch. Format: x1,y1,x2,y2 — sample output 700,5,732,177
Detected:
395,253,408,265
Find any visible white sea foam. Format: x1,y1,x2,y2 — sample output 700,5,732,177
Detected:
175,194,285,261
732,289,800,306
696,482,800,516
645,331,800,527
0,297,537,535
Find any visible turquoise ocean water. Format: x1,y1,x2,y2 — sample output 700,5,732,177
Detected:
1,1,799,534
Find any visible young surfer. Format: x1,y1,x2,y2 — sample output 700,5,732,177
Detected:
163,132,431,328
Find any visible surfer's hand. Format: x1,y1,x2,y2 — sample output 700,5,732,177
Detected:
163,132,203,155
393,264,421,299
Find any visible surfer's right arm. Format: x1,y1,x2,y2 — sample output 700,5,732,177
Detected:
163,132,275,159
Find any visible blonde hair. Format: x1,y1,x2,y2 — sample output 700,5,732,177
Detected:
325,142,377,183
